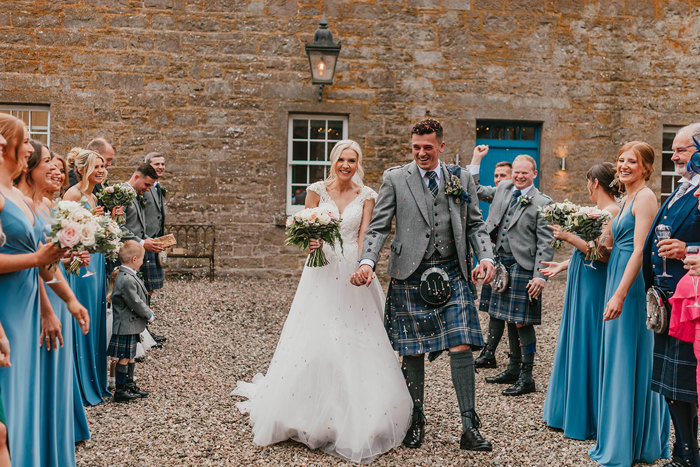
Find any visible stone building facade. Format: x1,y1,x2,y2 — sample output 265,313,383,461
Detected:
1,0,698,276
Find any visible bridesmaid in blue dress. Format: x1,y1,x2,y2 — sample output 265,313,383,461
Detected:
541,162,620,440
0,114,66,466
64,148,111,406
589,142,670,466
17,140,92,462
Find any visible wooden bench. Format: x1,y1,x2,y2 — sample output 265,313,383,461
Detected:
165,224,216,281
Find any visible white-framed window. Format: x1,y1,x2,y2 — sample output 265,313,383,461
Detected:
661,125,682,203
287,114,348,214
0,104,50,145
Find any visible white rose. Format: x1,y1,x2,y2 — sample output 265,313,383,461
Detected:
80,223,97,247
286,217,294,227
105,186,115,193
317,212,331,225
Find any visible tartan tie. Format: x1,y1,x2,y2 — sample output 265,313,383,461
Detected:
426,171,438,198
509,189,522,209
668,181,690,207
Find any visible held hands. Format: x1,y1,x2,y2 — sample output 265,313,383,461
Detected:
603,293,624,321
144,238,164,253
350,264,375,287
67,300,90,335
40,311,63,351
657,239,687,260
471,260,495,284
540,260,566,278
526,277,546,300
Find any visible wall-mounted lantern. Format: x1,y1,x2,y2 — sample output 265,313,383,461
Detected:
305,14,341,101
555,145,568,171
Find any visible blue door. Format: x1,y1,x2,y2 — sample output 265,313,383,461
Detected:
474,122,541,221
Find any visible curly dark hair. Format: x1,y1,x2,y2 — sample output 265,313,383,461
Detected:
411,118,443,141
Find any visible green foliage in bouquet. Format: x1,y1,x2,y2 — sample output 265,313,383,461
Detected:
96,183,137,224
538,200,580,249
566,207,612,262
285,208,343,267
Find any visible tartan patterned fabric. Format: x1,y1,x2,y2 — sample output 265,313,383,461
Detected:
487,254,541,325
651,332,698,403
140,250,163,291
384,255,483,357
107,333,139,359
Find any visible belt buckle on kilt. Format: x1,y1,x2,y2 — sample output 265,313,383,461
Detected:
493,262,509,293
419,267,452,307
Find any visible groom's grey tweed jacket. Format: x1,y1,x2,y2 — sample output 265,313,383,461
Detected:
361,160,493,281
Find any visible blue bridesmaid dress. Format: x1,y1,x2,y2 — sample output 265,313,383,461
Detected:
68,201,110,406
589,198,670,466
0,196,42,465
543,249,606,440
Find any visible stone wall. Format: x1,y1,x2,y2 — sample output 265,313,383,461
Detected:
1,0,698,276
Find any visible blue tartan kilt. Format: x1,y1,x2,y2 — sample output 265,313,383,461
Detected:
651,331,698,403
141,250,163,291
107,334,139,359
487,254,541,325
384,256,483,358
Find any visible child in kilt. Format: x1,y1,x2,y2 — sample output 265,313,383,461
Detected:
106,240,154,402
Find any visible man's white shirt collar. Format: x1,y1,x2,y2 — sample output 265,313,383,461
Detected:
418,162,442,187
679,173,700,187
121,265,138,275
513,184,534,197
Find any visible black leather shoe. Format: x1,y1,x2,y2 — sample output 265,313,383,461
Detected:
502,378,536,396
125,382,149,398
152,334,167,343
114,388,140,402
485,368,519,384
474,349,497,369
460,427,493,451
403,408,426,449
135,356,145,363
151,342,163,349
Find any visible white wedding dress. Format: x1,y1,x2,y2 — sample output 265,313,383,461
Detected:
233,181,412,463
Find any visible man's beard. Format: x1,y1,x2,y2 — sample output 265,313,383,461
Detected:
675,163,689,178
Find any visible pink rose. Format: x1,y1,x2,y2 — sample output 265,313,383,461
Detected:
56,222,81,248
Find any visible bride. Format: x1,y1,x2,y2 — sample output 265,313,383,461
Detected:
233,140,412,463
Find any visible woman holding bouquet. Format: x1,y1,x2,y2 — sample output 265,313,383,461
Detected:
0,113,67,465
233,140,412,463
540,162,619,440
17,140,92,462
589,142,670,466
64,148,112,405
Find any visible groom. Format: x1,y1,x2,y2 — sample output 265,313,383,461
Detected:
351,119,495,451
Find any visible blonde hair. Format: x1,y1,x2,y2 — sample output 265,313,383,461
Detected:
325,140,365,185
0,113,27,180
68,148,105,192
51,153,69,195
512,154,537,172
107,240,146,302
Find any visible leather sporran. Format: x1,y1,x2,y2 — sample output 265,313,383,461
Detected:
646,286,670,334
419,267,452,307
492,263,509,293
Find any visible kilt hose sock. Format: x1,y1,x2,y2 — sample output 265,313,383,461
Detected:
506,323,522,371
115,363,128,387
401,355,425,412
667,398,700,465
450,349,477,430
485,318,505,352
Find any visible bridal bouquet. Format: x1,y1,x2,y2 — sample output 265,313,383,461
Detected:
48,199,124,274
538,200,580,249
566,207,612,262
96,182,136,224
285,207,342,267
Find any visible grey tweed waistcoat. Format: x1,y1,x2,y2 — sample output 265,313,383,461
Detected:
422,176,457,260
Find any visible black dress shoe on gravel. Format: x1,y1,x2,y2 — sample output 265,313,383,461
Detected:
125,382,149,398
502,378,536,396
152,334,167,343
460,427,493,451
151,342,163,349
114,388,140,402
474,349,497,369
485,368,519,384
403,408,426,449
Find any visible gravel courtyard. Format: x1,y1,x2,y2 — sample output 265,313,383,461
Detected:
75,271,669,466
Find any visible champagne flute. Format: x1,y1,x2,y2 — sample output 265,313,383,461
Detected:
655,224,673,278
81,252,95,278
687,245,700,308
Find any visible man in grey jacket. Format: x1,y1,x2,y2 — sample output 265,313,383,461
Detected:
468,152,554,396
352,119,495,452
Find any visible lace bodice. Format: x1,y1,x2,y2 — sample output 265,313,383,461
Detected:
307,181,377,261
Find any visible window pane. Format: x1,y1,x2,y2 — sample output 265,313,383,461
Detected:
292,119,307,139
662,132,675,152
521,127,535,140
32,111,49,128
326,143,334,161
291,185,307,205
476,125,490,139
505,126,518,140
328,120,342,140
292,165,307,184
661,175,673,193
309,165,325,183
310,142,325,161
662,154,675,172
492,127,505,140
310,120,325,140
13,110,30,125
32,133,48,144
292,141,307,161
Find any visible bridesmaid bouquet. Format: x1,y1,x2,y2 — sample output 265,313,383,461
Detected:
538,200,580,249
96,182,137,224
566,207,612,262
285,207,342,267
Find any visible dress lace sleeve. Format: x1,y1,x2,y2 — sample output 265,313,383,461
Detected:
306,181,325,196
357,186,378,204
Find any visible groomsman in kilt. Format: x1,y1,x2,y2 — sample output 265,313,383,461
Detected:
468,153,554,396
121,163,164,268
643,123,700,467
142,153,167,302
352,119,496,451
